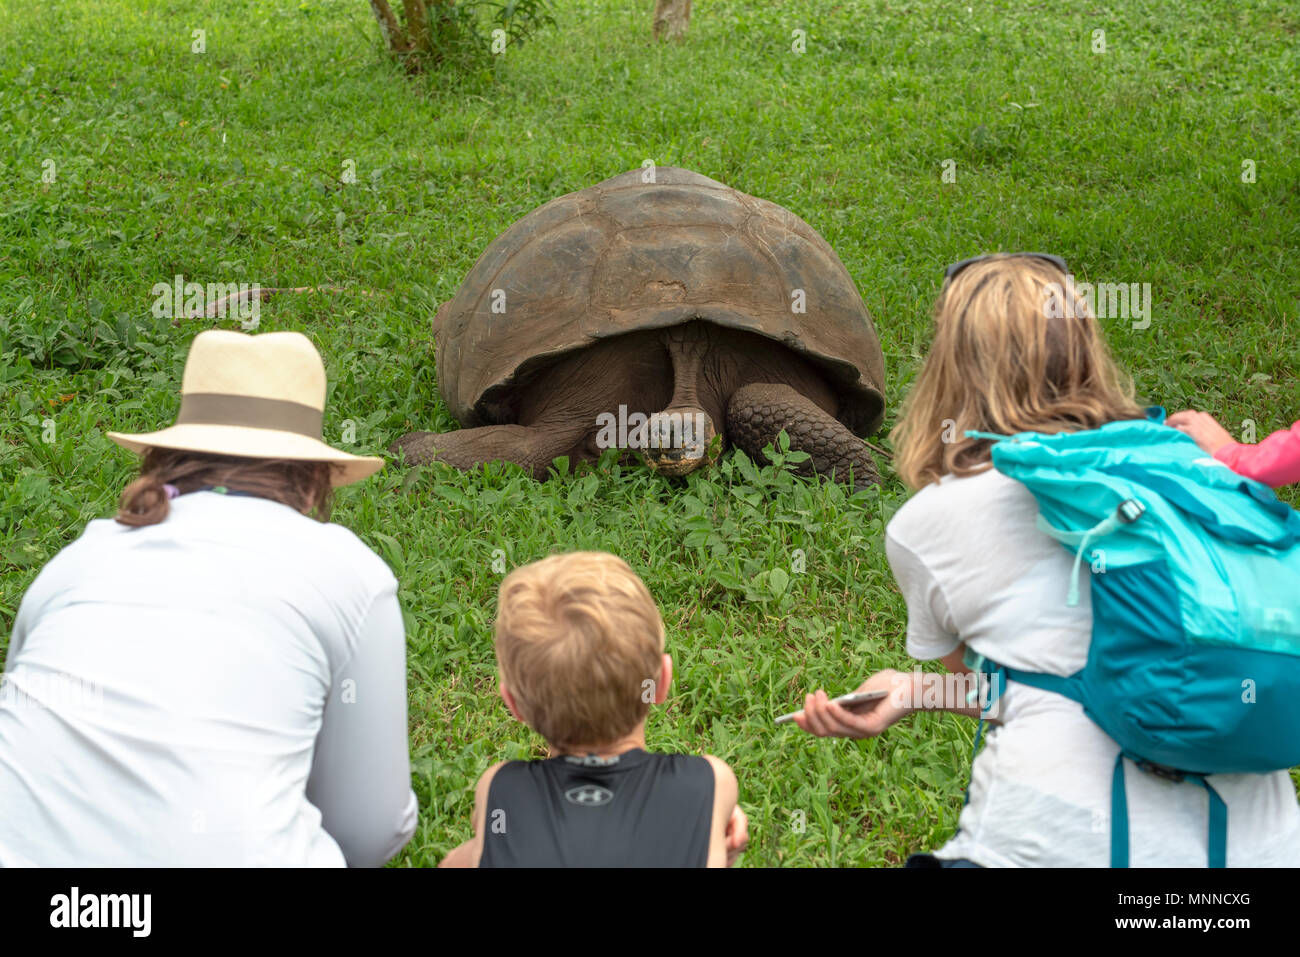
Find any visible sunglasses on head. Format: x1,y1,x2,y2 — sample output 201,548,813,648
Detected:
943,252,1068,284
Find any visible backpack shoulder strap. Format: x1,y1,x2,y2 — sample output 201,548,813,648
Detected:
1110,755,1228,868
1001,664,1085,703
965,651,1086,708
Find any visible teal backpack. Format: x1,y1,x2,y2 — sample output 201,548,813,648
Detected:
963,409,1300,867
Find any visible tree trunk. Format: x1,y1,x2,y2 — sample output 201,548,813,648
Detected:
369,0,409,51
403,0,432,53
653,0,690,41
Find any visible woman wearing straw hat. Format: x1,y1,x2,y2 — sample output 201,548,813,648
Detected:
0,330,418,866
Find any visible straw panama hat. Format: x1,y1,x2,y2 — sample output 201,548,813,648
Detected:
106,330,384,487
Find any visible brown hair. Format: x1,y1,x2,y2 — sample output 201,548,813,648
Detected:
494,552,666,751
892,255,1146,490
116,447,338,527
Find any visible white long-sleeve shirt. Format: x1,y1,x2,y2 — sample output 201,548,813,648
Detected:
0,490,418,867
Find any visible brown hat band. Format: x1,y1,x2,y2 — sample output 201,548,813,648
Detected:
176,393,324,439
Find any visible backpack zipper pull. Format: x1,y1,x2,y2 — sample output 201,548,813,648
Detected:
1063,499,1147,606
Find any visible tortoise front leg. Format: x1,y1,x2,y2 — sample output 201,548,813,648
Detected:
725,382,881,489
389,425,582,480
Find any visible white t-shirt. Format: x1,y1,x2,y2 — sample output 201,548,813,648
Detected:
886,468,1300,867
0,491,418,867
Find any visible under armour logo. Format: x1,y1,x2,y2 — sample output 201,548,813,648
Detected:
564,785,614,807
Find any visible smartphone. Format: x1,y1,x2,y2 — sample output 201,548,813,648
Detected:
774,689,889,725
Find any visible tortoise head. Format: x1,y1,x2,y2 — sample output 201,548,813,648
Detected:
641,408,718,476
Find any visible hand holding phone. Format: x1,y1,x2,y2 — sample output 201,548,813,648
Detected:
786,670,917,740
774,689,888,725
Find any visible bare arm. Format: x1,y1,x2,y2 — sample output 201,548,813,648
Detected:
438,762,506,868
702,755,747,867
937,644,983,718
793,644,982,740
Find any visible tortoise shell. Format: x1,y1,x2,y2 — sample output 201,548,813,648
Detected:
434,166,886,436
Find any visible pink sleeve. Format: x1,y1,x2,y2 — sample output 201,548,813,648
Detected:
1214,421,1300,488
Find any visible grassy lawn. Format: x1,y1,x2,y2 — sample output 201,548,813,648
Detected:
1,0,1297,867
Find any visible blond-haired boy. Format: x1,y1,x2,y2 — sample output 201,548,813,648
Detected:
440,551,748,867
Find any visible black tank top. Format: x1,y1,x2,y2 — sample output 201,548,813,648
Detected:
478,749,715,867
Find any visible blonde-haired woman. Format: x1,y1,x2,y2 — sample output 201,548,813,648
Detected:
0,330,418,866
794,254,1300,867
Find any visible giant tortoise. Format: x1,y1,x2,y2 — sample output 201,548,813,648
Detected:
392,166,886,486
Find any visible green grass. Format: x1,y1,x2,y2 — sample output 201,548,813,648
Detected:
2,0,1298,866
